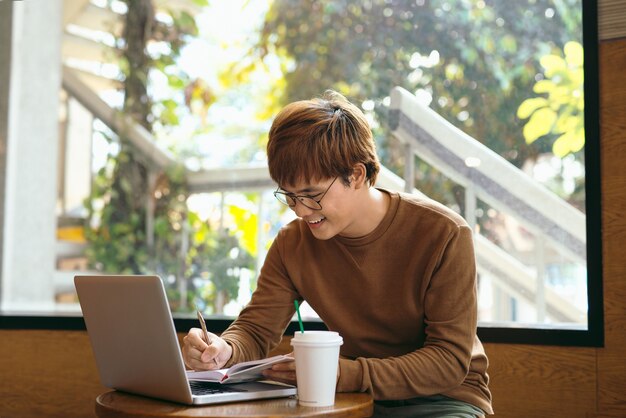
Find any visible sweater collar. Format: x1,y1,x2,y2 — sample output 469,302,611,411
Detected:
334,189,400,247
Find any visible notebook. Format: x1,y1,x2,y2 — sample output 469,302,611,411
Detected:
74,274,297,405
186,354,294,384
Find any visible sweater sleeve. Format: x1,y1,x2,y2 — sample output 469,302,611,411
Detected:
220,231,299,365
336,225,478,400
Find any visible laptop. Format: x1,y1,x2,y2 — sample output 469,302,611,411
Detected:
74,274,297,405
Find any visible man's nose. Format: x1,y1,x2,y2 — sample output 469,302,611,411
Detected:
293,200,314,217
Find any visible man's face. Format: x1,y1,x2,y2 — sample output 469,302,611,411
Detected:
280,177,359,240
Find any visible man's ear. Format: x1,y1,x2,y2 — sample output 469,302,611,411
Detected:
351,164,368,189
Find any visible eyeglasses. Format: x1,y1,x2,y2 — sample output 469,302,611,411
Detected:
273,177,338,210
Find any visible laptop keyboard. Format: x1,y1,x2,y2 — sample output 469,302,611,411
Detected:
189,380,247,395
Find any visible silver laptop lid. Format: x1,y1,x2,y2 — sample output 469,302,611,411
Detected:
75,275,194,404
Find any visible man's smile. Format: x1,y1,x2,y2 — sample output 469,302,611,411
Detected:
306,216,326,225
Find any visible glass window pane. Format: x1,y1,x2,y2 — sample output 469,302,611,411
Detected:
2,0,600,343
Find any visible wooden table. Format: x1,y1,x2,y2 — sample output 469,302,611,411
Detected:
95,390,373,417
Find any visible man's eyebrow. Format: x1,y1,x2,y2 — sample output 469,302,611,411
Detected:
282,185,322,194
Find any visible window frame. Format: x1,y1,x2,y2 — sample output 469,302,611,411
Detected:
478,0,604,347
0,0,603,347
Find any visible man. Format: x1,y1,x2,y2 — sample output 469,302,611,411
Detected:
182,90,493,417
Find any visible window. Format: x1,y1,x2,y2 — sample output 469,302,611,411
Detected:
0,0,602,346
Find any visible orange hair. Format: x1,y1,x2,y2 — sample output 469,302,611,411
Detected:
267,90,380,188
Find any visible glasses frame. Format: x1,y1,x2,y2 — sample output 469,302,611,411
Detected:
273,177,338,211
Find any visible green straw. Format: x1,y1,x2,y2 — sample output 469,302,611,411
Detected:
294,300,305,333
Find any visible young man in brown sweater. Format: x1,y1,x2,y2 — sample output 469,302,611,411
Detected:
182,91,493,417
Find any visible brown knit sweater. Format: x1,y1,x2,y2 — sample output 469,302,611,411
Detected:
221,190,493,414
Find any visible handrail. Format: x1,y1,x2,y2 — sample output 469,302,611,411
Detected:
60,67,415,194
474,236,584,323
389,87,586,262
62,66,174,170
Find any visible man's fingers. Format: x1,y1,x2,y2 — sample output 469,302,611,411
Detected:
184,346,220,371
183,328,218,370
201,344,219,362
269,361,296,371
184,328,206,347
183,328,232,370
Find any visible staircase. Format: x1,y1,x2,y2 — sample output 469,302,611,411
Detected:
389,86,587,324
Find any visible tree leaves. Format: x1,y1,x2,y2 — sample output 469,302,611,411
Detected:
523,107,557,144
518,41,584,157
517,97,549,119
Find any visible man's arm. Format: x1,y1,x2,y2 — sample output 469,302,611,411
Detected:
220,233,300,365
336,226,479,400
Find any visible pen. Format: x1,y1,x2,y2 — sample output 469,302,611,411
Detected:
196,309,211,347
196,308,219,367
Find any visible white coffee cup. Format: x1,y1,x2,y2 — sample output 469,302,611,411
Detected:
290,330,343,407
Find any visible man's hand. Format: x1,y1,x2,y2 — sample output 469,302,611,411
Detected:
182,328,233,371
262,353,296,385
261,353,341,386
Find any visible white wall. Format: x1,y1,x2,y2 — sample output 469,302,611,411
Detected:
2,0,62,310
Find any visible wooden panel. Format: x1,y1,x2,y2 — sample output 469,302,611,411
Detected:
597,38,626,415
483,344,596,417
599,0,626,41
0,330,106,418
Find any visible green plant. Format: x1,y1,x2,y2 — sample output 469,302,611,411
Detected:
517,41,585,158
83,0,254,314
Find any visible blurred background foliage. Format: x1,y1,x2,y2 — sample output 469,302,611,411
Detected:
84,0,584,314
85,0,255,313
247,0,583,208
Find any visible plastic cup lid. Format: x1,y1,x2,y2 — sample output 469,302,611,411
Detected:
291,330,343,345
